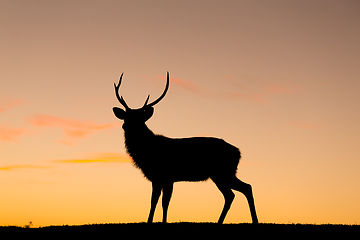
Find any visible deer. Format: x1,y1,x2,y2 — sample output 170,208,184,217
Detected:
112,72,258,224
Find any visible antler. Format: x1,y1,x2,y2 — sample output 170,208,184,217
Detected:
114,73,130,110
115,72,169,110
145,71,169,108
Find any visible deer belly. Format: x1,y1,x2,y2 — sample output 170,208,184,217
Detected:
164,163,210,182
140,162,210,182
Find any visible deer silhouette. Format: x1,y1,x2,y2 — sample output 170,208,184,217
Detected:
112,72,258,224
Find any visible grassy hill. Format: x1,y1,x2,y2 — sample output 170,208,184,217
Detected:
1,222,359,238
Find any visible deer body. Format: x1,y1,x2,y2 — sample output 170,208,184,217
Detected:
113,72,258,224
125,128,240,182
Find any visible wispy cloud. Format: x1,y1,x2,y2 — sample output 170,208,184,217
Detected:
53,152,132,164
168,77,209,95
158,75,264,102
224,74,299,102
0,99,29,141
0,125,28,142
156,74,298,104
0,164,51,171
0,153,131,171
0,98,27,113
28,115,118,145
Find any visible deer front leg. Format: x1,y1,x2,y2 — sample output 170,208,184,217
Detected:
147,182,161,223
161,182,173,223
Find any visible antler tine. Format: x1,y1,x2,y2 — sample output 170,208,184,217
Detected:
145,72,169,108
142,95,150,108
114,73,130,110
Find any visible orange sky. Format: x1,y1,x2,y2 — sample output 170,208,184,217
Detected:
1,1,360,227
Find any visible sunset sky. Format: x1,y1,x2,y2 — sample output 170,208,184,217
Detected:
1,0,360,227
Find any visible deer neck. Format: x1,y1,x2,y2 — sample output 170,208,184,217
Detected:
124,123,155,153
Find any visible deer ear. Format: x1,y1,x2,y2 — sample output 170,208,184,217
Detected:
113,107,126,120
143,107,154,122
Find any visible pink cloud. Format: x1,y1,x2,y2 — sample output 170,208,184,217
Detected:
153,73,300,104
225,74,302,103
167,76,209,95
28,115,117,144
0,125,28,142
158,75,266,103
0,98,27,113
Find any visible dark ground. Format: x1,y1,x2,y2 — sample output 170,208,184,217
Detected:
1,222,359,239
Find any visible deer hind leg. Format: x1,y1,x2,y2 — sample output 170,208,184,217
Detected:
230,177,259,224
147,182,162,223
213,179,235,224
161,182,173,223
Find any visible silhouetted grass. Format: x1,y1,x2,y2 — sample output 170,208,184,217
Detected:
1,222,359,238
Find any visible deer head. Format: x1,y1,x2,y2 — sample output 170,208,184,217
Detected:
112,72,169,130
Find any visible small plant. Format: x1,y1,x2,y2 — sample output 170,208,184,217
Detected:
24,221,33,228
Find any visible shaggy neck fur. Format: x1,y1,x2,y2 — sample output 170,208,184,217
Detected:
123,123,157,171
